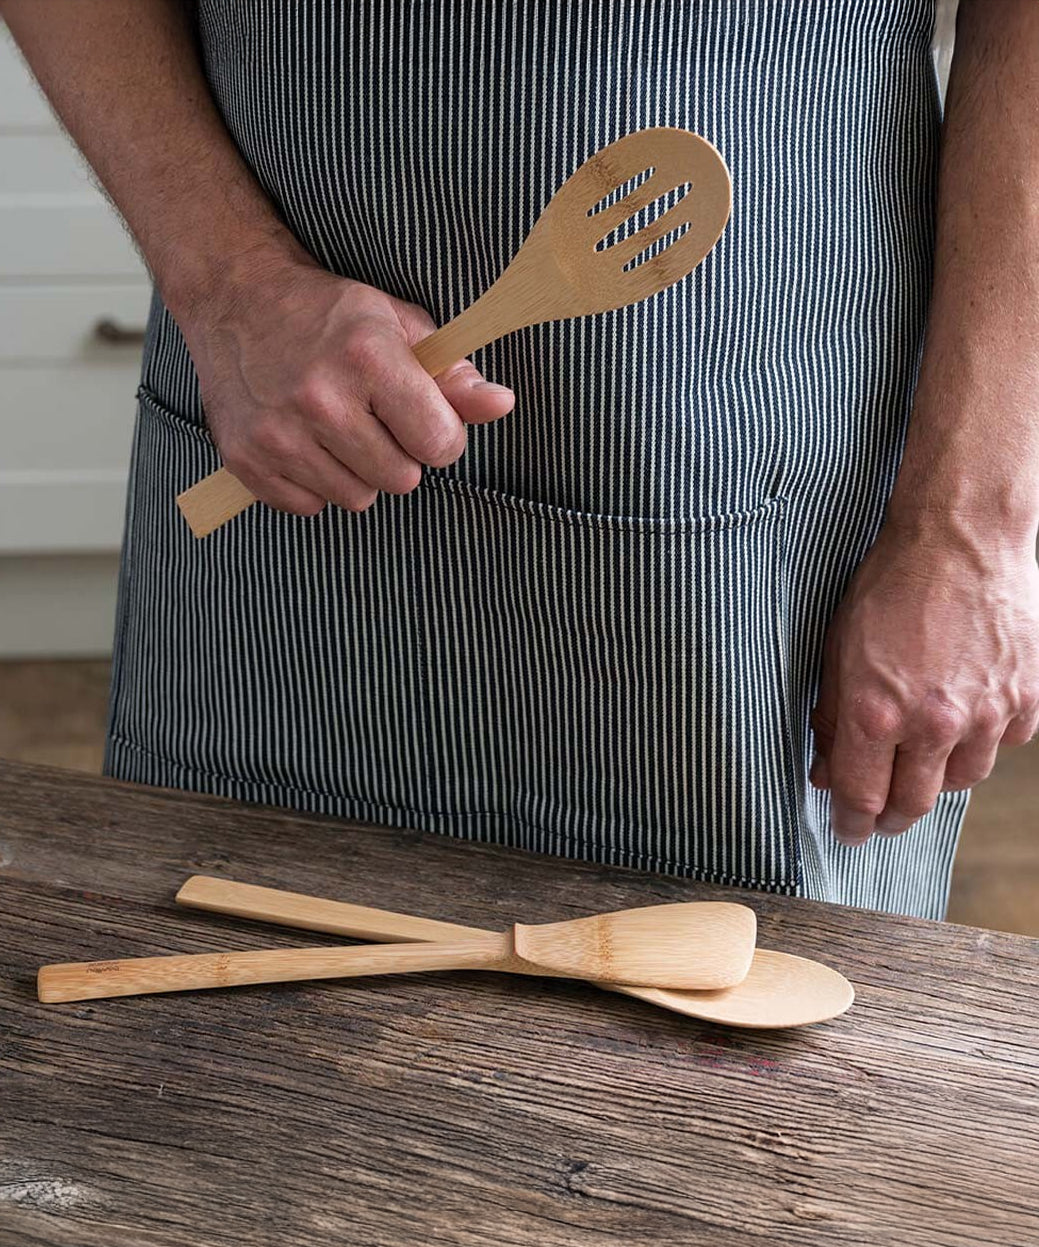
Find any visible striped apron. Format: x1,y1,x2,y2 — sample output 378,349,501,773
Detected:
104,0,969,919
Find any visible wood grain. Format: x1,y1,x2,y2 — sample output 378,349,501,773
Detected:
1,760,1037,1247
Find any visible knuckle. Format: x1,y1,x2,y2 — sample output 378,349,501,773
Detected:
850,697,901,744
899,798,934,820
1002,717,1036,747
918,701,966,747
943,767,985,791
261,487,323,517
384,460,423,494
971,703,1003,736
253,419,294,460
291,376,336,420
220,443,255,480
344,326,391,373
841,792,887,818
341,486,379,513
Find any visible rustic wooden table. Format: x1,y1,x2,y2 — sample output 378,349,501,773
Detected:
1,761,1036,1246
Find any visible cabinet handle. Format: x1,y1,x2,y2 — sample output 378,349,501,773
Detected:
93,318,146,346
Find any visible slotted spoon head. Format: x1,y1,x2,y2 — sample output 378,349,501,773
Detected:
509,126,731,321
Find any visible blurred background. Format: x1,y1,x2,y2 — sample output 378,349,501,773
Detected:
1,7,1035,935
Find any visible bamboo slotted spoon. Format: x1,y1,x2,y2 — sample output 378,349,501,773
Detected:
177,126,732,537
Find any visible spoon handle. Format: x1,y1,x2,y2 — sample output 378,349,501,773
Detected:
411,283,522,378
175,875,677,1012
37,933,508,1004
175,875,478,942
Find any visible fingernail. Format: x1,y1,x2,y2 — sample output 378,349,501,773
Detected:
835,832,871,848
473,380,513,395
830,809,872,847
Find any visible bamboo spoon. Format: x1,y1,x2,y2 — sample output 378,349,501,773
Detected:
36,899,755,1004
173,877,853,1030
176,126,731,537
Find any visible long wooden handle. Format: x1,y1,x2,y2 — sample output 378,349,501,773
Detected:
37,933,507,1004
176,292,507,539
175,875,478,942
173,875,690,1015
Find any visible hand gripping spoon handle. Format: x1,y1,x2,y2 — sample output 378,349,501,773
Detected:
176,127,731,537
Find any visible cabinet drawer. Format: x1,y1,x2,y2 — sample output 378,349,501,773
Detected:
0,199,144,278
1,362,141,552
0,284,152,362
2,362,139,472
0,133,96,195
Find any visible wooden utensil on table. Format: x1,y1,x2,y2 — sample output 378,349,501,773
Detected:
176,126,731,537
37,899,755,1004
174,876,853,1030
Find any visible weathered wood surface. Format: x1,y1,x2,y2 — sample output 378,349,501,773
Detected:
1,760,1036,1247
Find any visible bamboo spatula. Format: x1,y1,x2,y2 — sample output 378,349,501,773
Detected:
37,899,755,1003
175,876,854,1029
177,126,731,537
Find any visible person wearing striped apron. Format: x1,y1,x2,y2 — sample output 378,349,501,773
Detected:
6,1,1037,921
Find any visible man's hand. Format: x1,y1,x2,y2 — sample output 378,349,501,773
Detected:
811,522,1039,846
810,0,1039,848
0,0,514,516
181,255,515,516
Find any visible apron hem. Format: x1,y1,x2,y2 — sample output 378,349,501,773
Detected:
104,732,798,894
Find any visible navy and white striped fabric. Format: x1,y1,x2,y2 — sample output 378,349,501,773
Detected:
104,0,969,918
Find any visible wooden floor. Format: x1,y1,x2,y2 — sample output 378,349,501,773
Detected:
1,658,1035,936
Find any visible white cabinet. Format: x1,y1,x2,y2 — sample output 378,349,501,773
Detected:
0,28,151,558
1,28,152,655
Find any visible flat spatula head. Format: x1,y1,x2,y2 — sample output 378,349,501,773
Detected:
512,126,731,321
624,950,856,1029
513,901,756,991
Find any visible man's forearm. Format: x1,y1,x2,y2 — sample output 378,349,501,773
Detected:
1,0,312,321
887,0,1039,547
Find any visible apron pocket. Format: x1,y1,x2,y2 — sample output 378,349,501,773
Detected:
413,475,798,891
118,387,430,814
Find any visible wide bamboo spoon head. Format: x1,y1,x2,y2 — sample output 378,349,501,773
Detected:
36,900,756,1003
176,126,731,537
621,951,855,1030
175,877,854,1029
513,901,754,990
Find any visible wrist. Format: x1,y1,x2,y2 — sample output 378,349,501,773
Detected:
156,223,318,331
882,493,1039,568
888,383,1039,554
